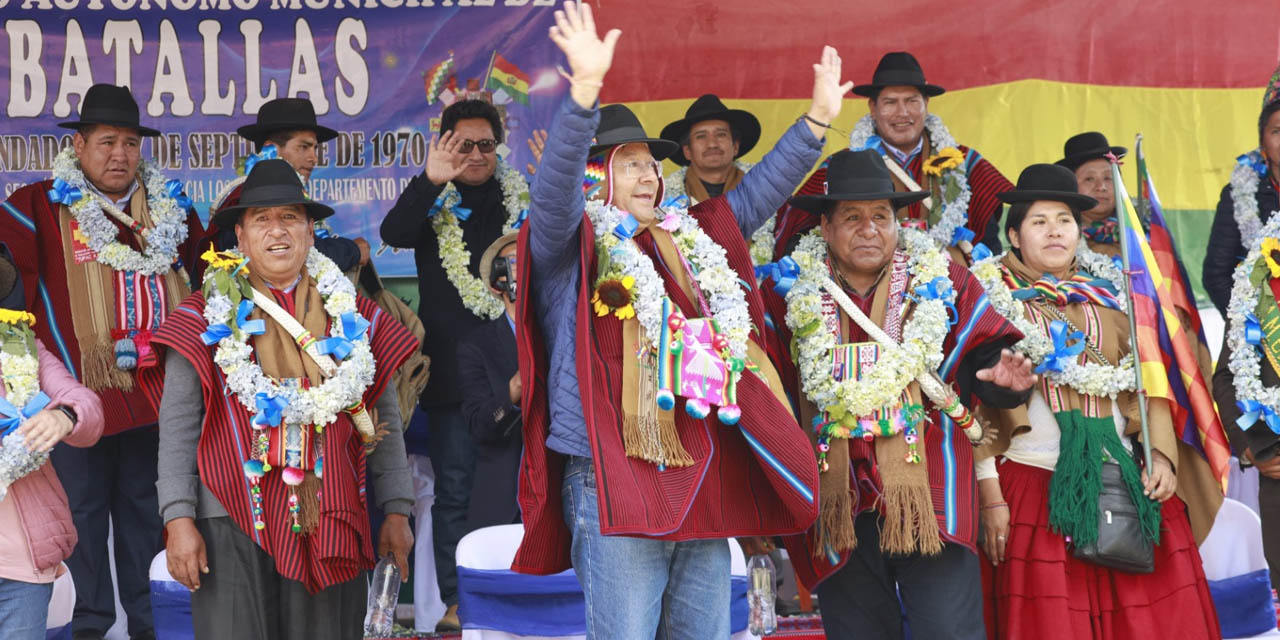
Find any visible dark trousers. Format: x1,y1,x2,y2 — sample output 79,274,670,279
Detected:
1260,474,1280,586
51,427,163,637
191,517,366,640
816,513,986,640
428,406,475,606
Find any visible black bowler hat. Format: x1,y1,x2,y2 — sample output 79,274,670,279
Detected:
659,94,762,167
211,159,334,228
852,52,945,98
788,149,930,212
997,164,1099,210
236,98,338,147
589,104,678,160
57,84,160,137
1055,132,1127,171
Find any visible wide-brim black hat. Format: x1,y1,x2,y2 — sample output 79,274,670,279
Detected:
589,104,678,160
57,84,160,137
659,94,761,167
788,149,930,212
852,52,945,98
237,98,338,146
1055,131,1127,171
997,163,1099,210
211,159,334,228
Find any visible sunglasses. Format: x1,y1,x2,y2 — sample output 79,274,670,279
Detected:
459,138,499,154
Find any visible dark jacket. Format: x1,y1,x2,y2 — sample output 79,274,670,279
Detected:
1214,342,1280,461
457,314,522,529
381,173,510,408
1203,179,1280,316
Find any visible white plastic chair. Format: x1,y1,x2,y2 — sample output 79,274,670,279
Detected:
455,525,758,640
149,550,195,640
1199,498,1280,638
46,562,75,635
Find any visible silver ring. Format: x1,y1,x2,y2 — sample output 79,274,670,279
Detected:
996,535,1005,540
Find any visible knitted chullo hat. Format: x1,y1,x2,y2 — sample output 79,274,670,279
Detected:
581,144,666,208
1265,60,1280,108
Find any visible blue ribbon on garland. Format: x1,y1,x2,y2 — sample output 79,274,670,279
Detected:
1034,320,1086,375
1245,314,1263,346
235,300,266,337
253,393,287,428
612,214,640,241
1237,399,1280,435
47,178,83,206
1238,151,1269,179
428,190,471,221
661,194,689,210
164,179,193,210
510,208,529,229
970,242,993,262
0,391,51,437
243,146,278,175
317,312,370,361
760,257,799,296
853,134,885,154
951,225,975,248
910,276,959,325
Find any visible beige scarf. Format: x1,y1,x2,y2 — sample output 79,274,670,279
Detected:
684,163,747,205
58,188,189,391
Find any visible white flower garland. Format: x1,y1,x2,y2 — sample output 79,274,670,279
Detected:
970,247,1135,398
849,114,971,250
50,147,189,276
204,248,375,429
1227,214,1280,412
433,159,529,320
1232,149,1269,249
785,228,952,417
0,313,39,413
663,162,774,266
586,200,753,360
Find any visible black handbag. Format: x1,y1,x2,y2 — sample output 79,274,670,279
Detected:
1071,462,1154,573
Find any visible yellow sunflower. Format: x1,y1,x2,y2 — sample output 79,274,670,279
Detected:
202,248,249,274
923,147,964,177
592,275,636,319
0,309,35,326
1264,237,1280,279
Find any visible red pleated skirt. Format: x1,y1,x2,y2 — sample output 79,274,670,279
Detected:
980,459,1221,640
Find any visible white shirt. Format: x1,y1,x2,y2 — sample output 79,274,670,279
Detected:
885,136,924,166
975,389,1132,481
84,177,140,209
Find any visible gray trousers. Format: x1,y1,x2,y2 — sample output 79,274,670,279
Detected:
191,517,367,640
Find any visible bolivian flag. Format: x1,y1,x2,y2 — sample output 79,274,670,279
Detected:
487,53,530,105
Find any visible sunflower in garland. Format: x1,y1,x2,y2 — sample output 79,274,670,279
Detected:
592,275,636,319
1263,237,1280,279
923,147,964,177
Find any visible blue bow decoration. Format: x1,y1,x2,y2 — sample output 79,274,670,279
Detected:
47,178,83,206
164,179,193,210
1237,151,1269,179
510,208,529,230
340,312,370,342
243,146,278,175
253,392,287,428
761,257,799,296
317,312,371,361
0,391,51,437
235,300,266,337
951,226,975,247
200,323,232,346
911,276,959,325
1034,320,1086,374
314,226,331,239
854,134,885,154
1246,314,1264,346
427,191,471,221
612,214,640,241
662,194,690,210
1237,399,1280,435
971,242,993,262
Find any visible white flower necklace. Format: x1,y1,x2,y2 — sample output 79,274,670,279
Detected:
50,147,190,276
663,161,774,266
203,248,375,430
786,228,952,419
432,159,529,320
1226,214,1280,414
849,114,971,251
0,311,40,412
1231,149,1270,249
970,247,1135,398
586,200,753,360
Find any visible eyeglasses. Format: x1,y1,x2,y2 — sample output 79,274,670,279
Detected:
459,138,498,154
616,158,660,179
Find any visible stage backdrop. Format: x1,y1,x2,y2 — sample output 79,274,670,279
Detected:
2,0,1279,302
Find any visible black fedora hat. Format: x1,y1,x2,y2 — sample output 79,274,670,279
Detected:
1055,132,1127,171
236,98,338,147
57,84,160,137
211,159,334,228
589,104,679,160
852,52,945,98
788,149,930,212
658,94,762,167
997,164,1099,210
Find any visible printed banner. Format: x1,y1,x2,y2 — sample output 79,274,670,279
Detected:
0,3,566,276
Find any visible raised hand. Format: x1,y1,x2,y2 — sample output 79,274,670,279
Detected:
425,130,467,186
525,129,547,175
549,1,621,107
975,348,1038,392
806,46,854,132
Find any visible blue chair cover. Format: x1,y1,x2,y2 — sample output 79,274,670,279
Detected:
150,579,195,640
1208,568,1277,638
44,624,70,640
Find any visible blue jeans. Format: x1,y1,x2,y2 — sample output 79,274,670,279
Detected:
0,578,52,640
561,455,731,640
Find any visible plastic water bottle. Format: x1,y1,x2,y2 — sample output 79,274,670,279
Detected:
363,555,401,636
747,553,777,635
